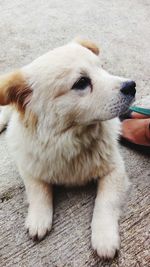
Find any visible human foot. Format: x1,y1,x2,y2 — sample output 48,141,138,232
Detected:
121,117,150,146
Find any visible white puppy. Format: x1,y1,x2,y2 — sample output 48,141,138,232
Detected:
0,39,136,259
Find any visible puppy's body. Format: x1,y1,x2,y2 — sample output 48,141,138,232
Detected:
0,40,136,258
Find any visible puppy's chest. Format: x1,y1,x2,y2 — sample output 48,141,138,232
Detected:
9,120,114,185
32,132,113,185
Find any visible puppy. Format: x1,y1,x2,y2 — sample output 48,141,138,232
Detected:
0,39,136,258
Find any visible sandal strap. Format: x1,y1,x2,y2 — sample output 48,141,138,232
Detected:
129,106,150,116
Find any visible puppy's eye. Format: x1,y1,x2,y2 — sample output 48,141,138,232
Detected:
72,77,91,90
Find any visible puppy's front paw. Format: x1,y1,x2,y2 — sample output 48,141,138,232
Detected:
91,223,120,259
25,207,53,241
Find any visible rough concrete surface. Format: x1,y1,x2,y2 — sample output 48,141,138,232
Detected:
0,0,150,266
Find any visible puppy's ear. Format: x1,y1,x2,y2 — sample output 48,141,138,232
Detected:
75,38,100,55
0,71,32,111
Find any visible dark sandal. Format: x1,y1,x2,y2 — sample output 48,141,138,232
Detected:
119,136,150,154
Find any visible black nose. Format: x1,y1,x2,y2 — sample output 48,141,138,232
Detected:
120,81,136,97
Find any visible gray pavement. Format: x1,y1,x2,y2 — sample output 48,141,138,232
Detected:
0,0,150,266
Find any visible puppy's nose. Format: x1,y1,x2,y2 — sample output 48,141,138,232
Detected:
120,81,136,97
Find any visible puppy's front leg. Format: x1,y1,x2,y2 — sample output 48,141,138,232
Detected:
91,154,129,258
24,178,53,241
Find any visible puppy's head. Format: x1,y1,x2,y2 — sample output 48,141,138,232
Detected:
0,39,136,131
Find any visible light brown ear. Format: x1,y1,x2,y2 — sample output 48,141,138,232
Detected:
0,71,32,111
76,39,100,55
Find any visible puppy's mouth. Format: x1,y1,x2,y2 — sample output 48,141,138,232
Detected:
117,94,136,116
101,93,135,121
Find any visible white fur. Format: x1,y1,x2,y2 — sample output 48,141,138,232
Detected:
0,40,134,258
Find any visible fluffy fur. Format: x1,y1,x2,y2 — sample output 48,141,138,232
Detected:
0,39,136,259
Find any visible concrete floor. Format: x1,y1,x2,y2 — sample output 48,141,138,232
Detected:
0,0,150,266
